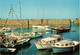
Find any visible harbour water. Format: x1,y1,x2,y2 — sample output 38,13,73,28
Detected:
0,22,79,55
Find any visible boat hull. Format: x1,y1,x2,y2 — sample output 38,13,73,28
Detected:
14,38,30,48
0,38,30,53
52,45,79,53
35,43,52,49
0,48,16,53
53,29,70,32
27,35,42,39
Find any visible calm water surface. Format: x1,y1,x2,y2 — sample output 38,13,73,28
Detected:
1,22,79,55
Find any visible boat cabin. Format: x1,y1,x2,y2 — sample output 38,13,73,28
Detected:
24,32,39,37
53,40,75,47
40,37,58,44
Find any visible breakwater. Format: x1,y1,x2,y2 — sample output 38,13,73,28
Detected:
74,18,79,26
0,19,71,28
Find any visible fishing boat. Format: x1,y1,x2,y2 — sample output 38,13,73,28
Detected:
23,31,43,39
53,26,70,32
51,40,79,53
35,34,64,49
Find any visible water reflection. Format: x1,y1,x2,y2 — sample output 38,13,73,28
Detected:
36,49,52,55
36,48,79,55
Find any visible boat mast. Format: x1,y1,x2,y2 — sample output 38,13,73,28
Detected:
19,1,23,34
37,11,38,19
11,4,14,33
41,9,44,24
43,9,44,19
42,9,44,24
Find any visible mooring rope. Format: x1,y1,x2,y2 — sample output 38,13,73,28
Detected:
38,48,52,55
23,43,34,53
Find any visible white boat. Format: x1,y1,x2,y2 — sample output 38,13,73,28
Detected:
0,33,30,48
23,32,42,39
0,48,16,52
32,23,51,31
0,2,30,53
51,40,79,53
1,27,11,32
5,32,19,36
35,35,63,49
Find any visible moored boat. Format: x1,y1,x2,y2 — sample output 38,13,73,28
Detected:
35,35,64,49
0,48,16,52
24,32,43,39
32,23,51,31
0,28,30,52
51,40,79,53
53,26,70,32
1,27,11,32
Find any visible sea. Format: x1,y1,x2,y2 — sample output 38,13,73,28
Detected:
0,22,79,55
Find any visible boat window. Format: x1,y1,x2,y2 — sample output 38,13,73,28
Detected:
48,41,50,44
42,40,45,43
55,40,57,43
35,27,37,29
56,44,59,46
69,43,72,45
66,44,68,46
72,43,75,45
50,41,52,43
51,41,54,43
54,40,56,43
61,44,64,46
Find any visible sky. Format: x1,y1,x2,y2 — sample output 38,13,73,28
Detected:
0,0,79,20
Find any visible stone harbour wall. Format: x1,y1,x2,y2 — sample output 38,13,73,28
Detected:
0,19,71,28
